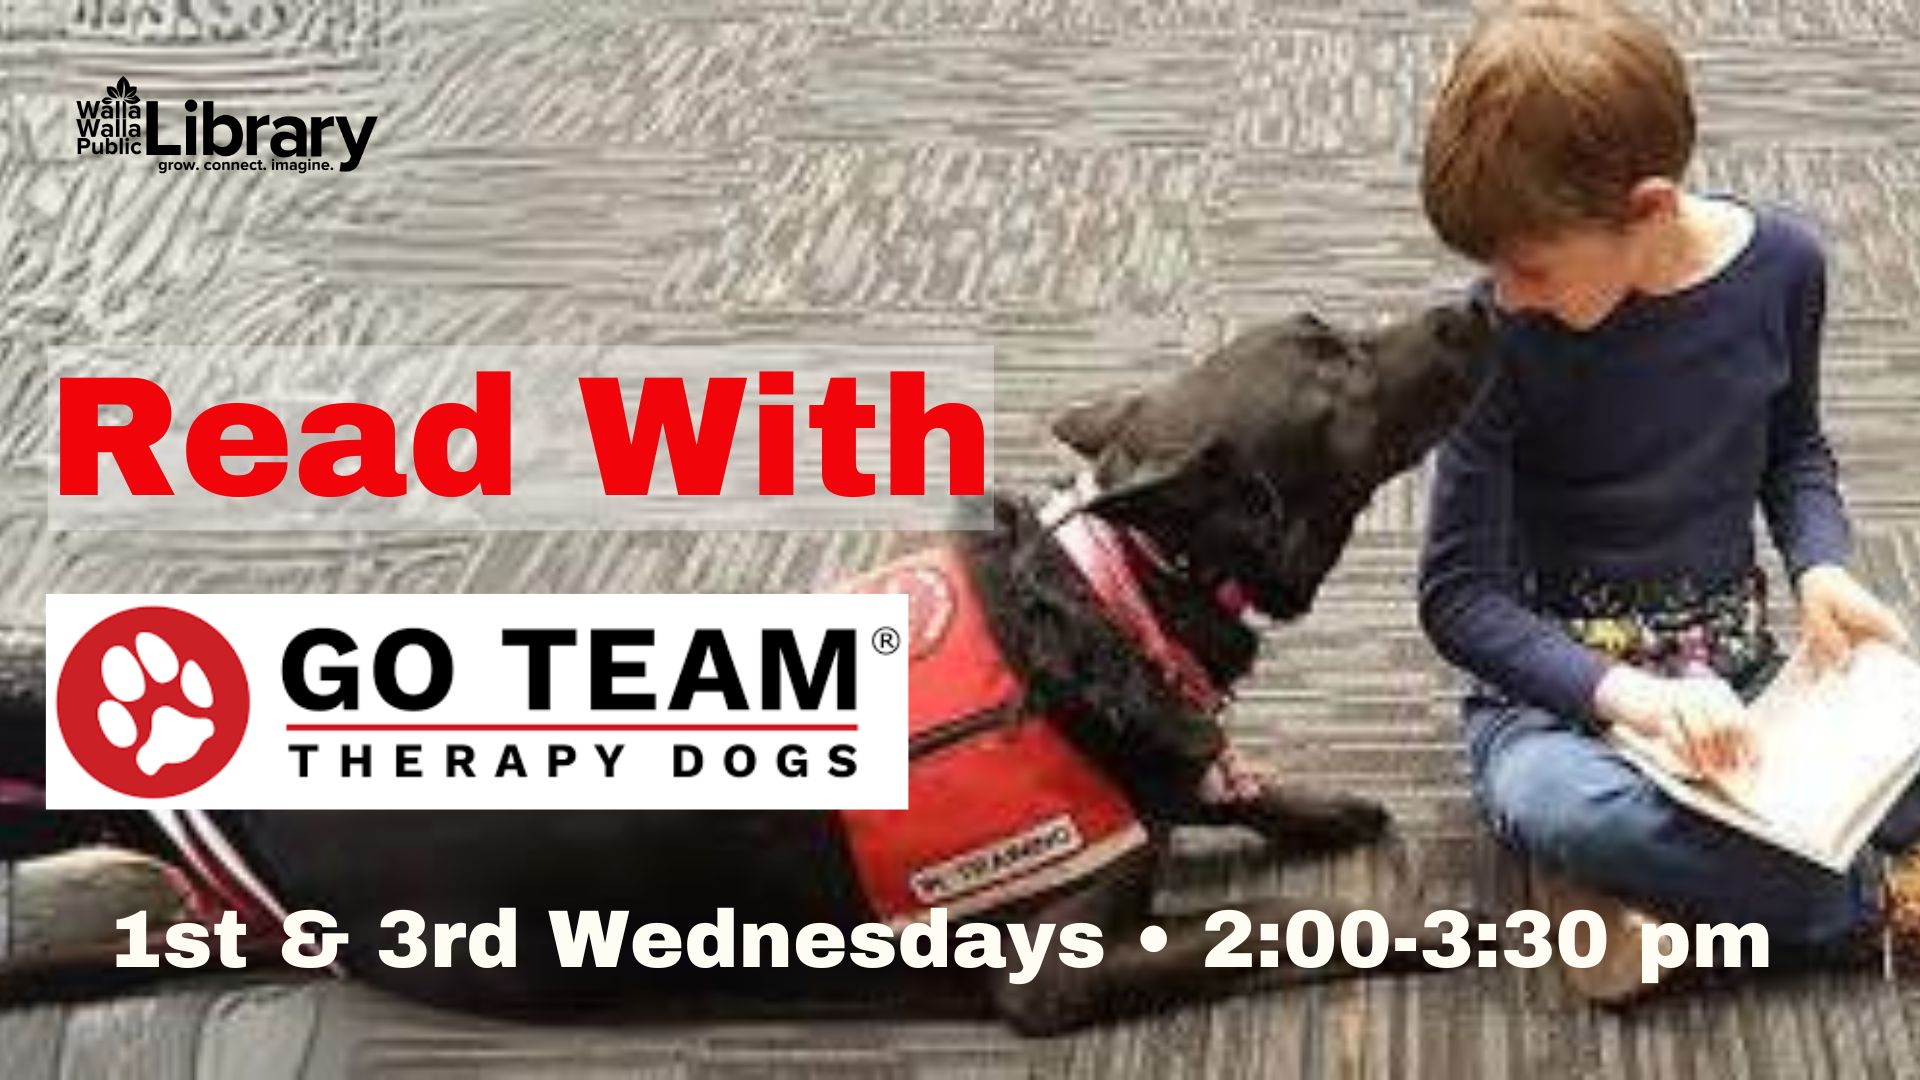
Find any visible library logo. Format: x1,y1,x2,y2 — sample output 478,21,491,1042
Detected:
76,77,378,173
74,78,144,157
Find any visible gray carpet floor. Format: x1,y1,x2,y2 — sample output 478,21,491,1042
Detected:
4,0,1920,1075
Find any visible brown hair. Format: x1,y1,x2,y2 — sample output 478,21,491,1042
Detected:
1422,0,1695,262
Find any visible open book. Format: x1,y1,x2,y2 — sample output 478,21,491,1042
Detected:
1606,640,1920,873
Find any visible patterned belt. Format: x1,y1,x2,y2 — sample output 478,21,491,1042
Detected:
1545,569,1779,689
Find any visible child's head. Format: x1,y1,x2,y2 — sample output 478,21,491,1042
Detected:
1423,1,1696,329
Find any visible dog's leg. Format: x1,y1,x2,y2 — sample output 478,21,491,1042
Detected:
989,894,1457,1036
1169,745,1392,853
1181,786,1393,852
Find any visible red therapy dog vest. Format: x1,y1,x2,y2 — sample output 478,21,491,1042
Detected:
837,545,1147,924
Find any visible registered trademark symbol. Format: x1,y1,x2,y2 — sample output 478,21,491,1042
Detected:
872,627,900,655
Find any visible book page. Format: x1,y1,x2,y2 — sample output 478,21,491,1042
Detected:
1605,726,1830,867
1604,640,1920,871
1732,640,1920,863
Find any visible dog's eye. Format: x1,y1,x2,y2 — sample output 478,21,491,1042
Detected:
1284,324,1355,371
1312,334,1358,366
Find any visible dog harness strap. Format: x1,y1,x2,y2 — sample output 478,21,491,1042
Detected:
0,777,40,808
145,810,276,927
145,808,339,971
1042,473,1254,625
1054,512,1225,713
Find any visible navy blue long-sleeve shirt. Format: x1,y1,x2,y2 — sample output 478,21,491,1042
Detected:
1418,206,1852,724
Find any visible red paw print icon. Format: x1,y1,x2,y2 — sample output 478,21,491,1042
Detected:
57,607,249,799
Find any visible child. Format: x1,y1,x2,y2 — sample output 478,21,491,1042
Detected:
1417,0,1915,997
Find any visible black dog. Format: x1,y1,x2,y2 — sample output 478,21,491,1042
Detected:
0,301,1490,1034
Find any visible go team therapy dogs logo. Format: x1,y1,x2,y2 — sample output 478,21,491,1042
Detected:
56,607,250,799
76,77,378,173
45,594,908,811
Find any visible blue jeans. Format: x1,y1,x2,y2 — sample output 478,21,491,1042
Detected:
1464,691,1920,948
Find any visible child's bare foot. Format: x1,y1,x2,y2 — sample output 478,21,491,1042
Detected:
1528,865,1673,1003
1860,847,1920,979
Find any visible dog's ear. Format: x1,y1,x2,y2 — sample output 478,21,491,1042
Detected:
1081,437,1229,518
1051,392,1142,460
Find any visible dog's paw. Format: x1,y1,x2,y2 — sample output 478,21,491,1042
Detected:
1217,788,1393,853
1297,792,1393,844
97,632,217,776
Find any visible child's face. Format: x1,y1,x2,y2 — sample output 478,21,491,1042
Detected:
1487,224,1652,332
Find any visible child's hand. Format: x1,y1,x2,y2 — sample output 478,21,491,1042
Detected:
1797,565,1911,670
1661,673,1756,779
1594,665,1756,778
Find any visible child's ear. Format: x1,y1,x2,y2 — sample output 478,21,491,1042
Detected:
1626,177,1680,223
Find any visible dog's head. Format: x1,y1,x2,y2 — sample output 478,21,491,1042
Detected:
1052,300,1492,621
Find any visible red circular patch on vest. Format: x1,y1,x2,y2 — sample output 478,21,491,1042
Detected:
866,562,956,660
